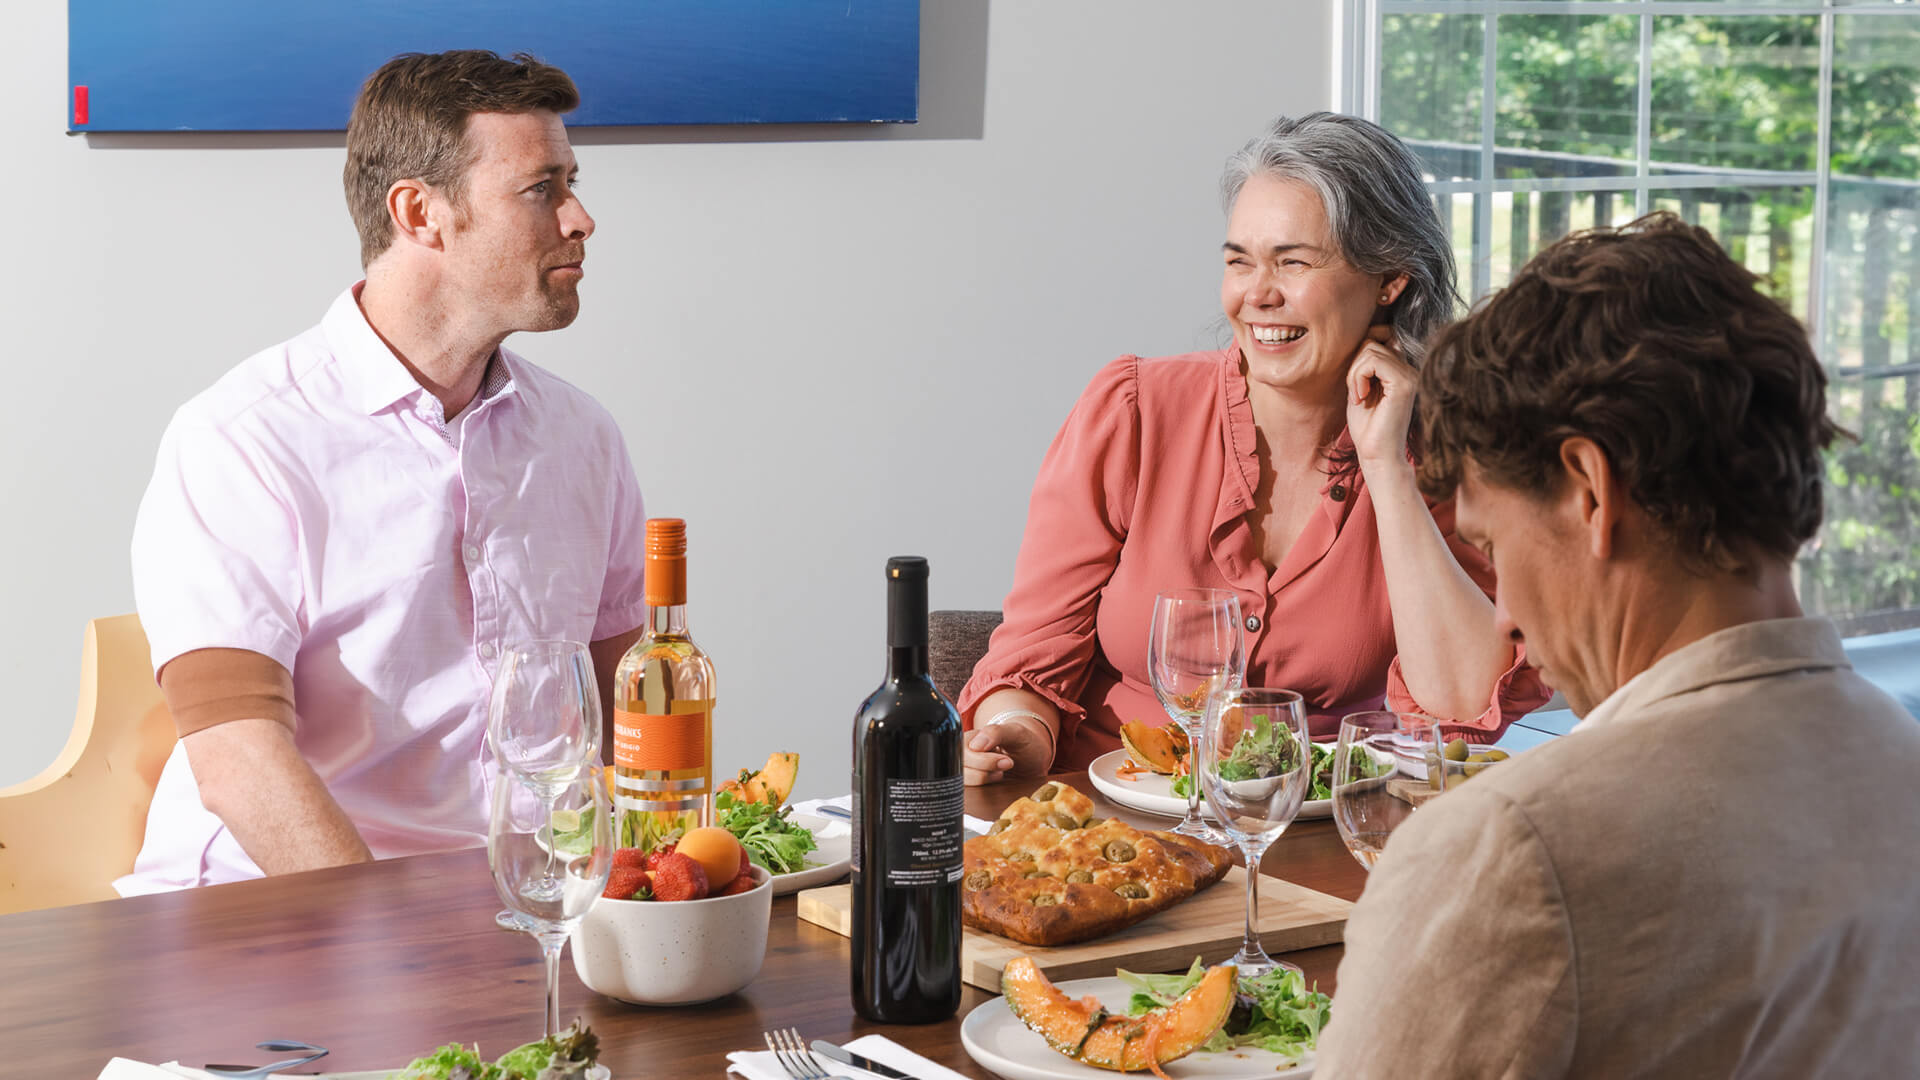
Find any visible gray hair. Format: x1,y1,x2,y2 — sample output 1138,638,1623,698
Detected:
1221,112,1460,366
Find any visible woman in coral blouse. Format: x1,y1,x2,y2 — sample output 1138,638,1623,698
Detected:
959,113,1549,784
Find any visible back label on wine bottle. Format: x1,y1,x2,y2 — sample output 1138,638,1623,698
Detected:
882,775,964,887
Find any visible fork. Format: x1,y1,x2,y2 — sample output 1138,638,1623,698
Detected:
202,1039,329,1078
763,1027,853,1080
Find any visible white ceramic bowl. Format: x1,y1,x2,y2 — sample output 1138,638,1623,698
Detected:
569,864,772,1006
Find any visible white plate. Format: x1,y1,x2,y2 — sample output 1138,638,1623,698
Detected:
1089,746,1368,822
766,812,851,895
959,976,1314,1080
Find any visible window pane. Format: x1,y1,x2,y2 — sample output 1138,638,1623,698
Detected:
1493,14,1638,180
1380,12,1485,182
1650,15,1820,175
1486,188,1642,290
1806,14,1920,618
1649,185,1814,320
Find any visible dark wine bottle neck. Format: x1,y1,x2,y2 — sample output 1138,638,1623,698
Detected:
887,644,930,679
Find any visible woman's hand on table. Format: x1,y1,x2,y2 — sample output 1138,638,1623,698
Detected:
964,718,1052,785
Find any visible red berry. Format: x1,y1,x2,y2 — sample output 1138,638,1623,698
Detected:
612,847,647,871
641,843,678,872
602,867,651,900
649,851,709,902
717,872,757,897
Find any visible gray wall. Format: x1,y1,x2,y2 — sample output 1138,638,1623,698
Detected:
0,2,1334,799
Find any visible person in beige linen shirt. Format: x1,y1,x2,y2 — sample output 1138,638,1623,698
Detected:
1314,213,1920,1077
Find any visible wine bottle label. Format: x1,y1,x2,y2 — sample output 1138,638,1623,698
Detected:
881,775,965,888
613,699,712,772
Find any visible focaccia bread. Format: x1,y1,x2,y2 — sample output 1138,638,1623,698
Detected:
962,780,1234,946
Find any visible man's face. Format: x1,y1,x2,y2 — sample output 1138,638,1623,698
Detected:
1454,463,1609,716
436,110,594,334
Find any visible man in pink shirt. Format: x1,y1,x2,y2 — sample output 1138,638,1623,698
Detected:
118,51,647,894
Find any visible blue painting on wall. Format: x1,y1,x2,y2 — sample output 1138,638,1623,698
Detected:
68,0,919,132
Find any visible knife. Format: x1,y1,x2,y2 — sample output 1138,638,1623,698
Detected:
811,1039,918,1080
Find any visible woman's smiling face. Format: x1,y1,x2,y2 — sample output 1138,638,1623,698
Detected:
1221,173,1395,397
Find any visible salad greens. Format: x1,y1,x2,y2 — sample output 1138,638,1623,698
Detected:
715,790,819,874
1118,958,1331,1064
1217,712,1301,782
1172,741,1391,802
388,1019,600,1080
548,806,598,857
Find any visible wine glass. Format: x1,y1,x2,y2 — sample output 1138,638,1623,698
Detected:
489,766,613,1039
1147,589,1244,845
1197,686,1310,977
488,639,602,931
1330,710,1435,871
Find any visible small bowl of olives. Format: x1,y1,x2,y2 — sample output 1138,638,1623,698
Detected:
1424,737,1511,792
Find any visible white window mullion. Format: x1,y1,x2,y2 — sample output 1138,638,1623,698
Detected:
1810,3,1836,352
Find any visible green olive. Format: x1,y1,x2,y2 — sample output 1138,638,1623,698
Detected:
1031,893,1058,906
1103,840,1137,863
1009,851,1035,864
1033,783,1060,803
989,818,1012,834
1024,869,1052,879
1444,738,1470,762
1113,882,1148,899
964,869,992,890
1049,811,1080,829
1483,749,1510,762
1065,869,1094,884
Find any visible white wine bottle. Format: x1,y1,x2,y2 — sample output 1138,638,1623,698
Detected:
612,518,715,852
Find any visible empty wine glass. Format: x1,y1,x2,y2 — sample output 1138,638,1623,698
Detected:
488,639,602,932
489,766,613,1039
1330,710,1435,872
1147,589,1244,846
1197,686,1310,977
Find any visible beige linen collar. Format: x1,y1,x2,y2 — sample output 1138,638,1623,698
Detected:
1569,617,1848,734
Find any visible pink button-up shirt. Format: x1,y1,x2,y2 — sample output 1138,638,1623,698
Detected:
957,351,1546,770
117,285,648,894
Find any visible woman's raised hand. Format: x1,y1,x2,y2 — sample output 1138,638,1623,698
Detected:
1345,325,1419,475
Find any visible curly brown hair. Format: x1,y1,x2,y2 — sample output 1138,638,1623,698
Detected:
1416,212,1841,575
345,50,579,268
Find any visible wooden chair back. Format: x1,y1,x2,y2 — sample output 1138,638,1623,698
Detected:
0,615,174,913
929,609,1003,704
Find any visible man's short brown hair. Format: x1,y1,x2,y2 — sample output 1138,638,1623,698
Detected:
344,50,579,267
1417,212,1841,574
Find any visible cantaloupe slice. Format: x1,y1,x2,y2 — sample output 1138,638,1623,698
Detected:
1001,956,1235,1075
717,751,799,807
1118,721,1189,775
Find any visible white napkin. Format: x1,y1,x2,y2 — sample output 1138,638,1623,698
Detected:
726,1033,971,1080
98,1064,253,1080
791,796,994,838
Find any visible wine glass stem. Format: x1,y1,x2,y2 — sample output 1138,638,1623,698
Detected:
541,934,565,1039
1180,718,1205,827
542,794,560,886
1241,839,1269,957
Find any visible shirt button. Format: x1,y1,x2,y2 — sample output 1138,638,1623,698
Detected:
464,543,482,562
478,641,497,660
1330,484,1347,502
1246,615,1262,632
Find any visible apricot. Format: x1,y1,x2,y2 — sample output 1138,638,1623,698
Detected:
676,826,747,888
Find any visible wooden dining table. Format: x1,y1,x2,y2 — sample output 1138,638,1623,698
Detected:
0,771,1372,1078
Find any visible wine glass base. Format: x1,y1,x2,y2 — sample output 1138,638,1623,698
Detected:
1228,948,1302,980
1171,817,1235,847
495,909,534,932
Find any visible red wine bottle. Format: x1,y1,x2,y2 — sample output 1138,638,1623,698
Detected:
851,556,963,1023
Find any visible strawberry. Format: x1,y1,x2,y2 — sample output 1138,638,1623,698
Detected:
641,843,678,872
648,851,709,902
716,871,757,897
602,867,651,900
612,847,647,871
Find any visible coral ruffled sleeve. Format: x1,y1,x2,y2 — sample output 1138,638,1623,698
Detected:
1384,496,1552,743
956,357,1140,749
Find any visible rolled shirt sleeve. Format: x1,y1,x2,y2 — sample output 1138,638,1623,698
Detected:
956,357,1141,749
133,410,304,679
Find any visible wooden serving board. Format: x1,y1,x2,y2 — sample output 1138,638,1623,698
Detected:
797,868,1351,991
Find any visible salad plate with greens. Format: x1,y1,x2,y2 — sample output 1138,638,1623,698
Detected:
961,960,1330,1079
1089,741,1392,823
